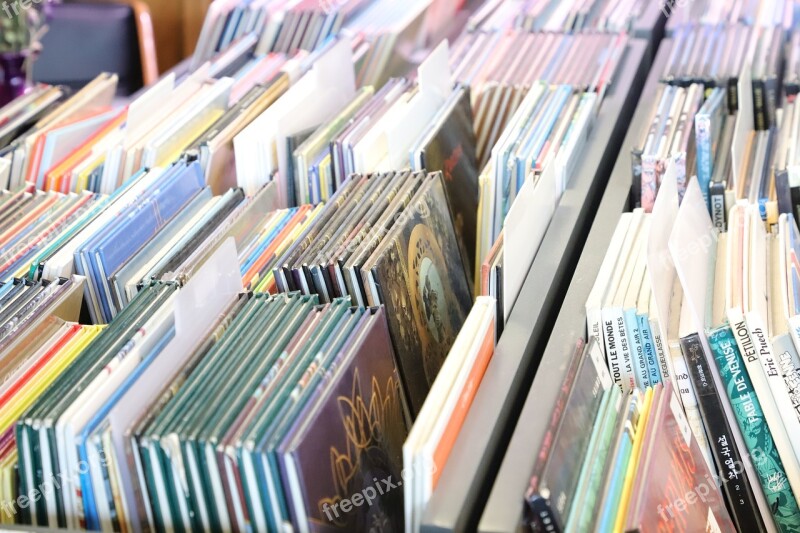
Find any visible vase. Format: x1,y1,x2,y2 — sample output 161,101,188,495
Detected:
0,52,27,107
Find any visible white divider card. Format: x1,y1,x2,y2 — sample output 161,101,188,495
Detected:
647,159,680,350
107,238,243,533
731,62,754,197
669,178,717,335
502,161,557,321
354,40,452,172
235,38,356,204
383,40,451,169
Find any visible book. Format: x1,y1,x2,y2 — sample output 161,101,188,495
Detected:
680,332,766,532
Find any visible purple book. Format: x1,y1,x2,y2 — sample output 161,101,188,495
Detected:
278,307,407,532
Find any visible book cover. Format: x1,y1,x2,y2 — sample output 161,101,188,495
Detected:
417,86,479,281
367,172,472,416
280,307,407,532
623,382,735,533
526,338,612,532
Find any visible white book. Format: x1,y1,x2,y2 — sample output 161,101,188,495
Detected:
623,217,650,388
669,280,714,472
585,213,632,348
602,211,646,391
599,210,643,390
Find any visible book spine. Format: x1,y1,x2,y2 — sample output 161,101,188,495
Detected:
695,113,712,208
729,310,800,500
709,179,727,232
776,169,793,216
669,338,715,472
587,307,603,349
752,78,767,131
727,76,739,115
630,149,643,209
708,325,800,530
650,317,672,382
602,308,635,392
764,74,778,129
624,309,649,388
640,155,657,213
680,333,765,533
640,315,661,385
746,312,800,464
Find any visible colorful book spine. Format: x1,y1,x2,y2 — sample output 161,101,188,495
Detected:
708,325,800,532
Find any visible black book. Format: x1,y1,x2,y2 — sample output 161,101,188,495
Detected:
763,28,783,130
775,168,793,217
415,85,480,284
680,333,766,533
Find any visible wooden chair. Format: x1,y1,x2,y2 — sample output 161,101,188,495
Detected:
32,0,158,95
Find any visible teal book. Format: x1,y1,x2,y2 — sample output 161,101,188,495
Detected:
639,314,661,385
624,308,649,388
708,325,800,533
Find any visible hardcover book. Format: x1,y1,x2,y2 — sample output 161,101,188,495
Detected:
414,86,480,280
279,307,407,532
365,172,472,416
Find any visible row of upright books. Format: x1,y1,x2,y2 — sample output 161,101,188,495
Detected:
0,0,652,531
521,9,800,533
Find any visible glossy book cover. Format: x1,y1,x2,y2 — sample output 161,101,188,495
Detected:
279,307,407,532
368,172,472,416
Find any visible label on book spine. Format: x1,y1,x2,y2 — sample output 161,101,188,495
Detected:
602,308,634,391
624,309,649,388
650,317,671,382
640,315,661,385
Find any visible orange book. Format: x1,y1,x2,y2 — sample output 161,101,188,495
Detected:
431,318,495,487
24,107,112,187
43,108,127,192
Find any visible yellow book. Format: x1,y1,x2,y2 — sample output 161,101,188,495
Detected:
0,451,17,522
74,152,107,193
154,109,224,169
613,386,655,533
0,326,102,434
